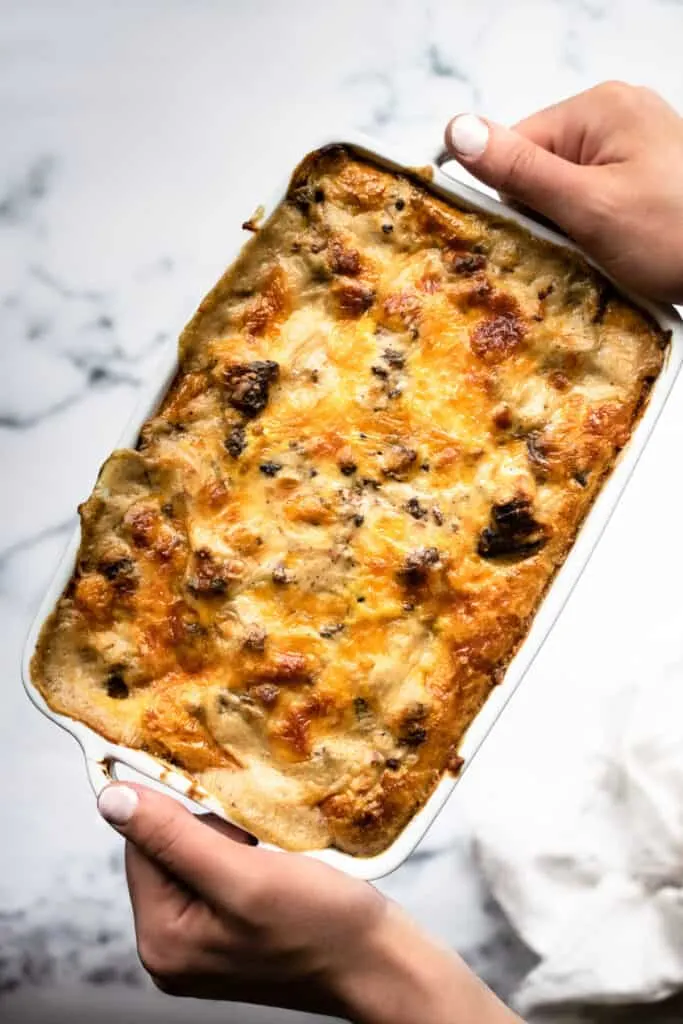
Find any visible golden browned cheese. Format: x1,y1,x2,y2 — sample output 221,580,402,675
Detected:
32,146,668,856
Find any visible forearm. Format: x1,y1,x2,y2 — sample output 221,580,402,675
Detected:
332,901,523,1024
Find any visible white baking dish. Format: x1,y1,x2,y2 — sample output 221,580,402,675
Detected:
21,132,683,881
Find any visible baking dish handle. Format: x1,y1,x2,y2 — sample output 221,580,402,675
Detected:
84,752,114,797
82,749,165,798
81,745,230,822
432,146,451,168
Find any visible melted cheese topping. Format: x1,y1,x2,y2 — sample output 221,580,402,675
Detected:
32,147,667,856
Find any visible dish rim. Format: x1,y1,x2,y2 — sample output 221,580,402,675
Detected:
21,130,683,880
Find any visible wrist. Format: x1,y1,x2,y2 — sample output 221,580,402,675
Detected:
331,900,522,1024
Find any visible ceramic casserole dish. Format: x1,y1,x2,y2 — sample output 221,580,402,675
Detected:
22,132,683,880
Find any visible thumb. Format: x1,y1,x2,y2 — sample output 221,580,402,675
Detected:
98,783,251,904
443,113,593,235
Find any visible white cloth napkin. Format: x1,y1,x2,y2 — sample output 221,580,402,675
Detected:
465,615,683,1018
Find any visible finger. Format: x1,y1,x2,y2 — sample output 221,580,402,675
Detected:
443,113,595,235
125,839,191,915
492,195,561,234
516,82,678,165
125,841,228,959
511,87,617,164
514,94,619,167
98,783,253,908
123,810,254,919
198,811,257,847
513,102,590,163
125,841,199,957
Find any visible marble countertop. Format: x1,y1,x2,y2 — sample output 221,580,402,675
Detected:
3,1,683,1021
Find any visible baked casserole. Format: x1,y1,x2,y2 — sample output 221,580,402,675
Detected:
32,146,668,856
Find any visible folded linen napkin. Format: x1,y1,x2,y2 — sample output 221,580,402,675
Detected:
464,615,683,1019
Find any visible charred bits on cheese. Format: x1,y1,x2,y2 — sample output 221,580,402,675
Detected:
225,423,247,458
106,670,129,700
186,548,243,598
397,703,429,747
370,345,407,403
397,546,441,587
327,238,362,277
259,461,283,477
97,556,138,595
170,608,211,674
445,251,487,276
223,360,279,418
337,447,358,476
250,682,280,708
240,267,291,337
382,290,422,338
243,625,267,652
334,280,375,318
471,314,526,364
466,286,527,365
272,564,295,585
525,431,551,479
405,497,428,520
381,441,418,479
477,498,548,559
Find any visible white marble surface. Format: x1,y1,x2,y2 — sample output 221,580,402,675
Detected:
3,1,683,1022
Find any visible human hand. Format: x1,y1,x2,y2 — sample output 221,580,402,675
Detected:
443,81,683,303
98,783,521,1023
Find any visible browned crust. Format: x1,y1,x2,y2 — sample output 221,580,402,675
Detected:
31,146,668,857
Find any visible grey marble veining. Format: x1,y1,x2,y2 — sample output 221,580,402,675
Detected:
3,1,683,1021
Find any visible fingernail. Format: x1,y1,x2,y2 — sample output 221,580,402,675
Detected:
448,114,489,158
98,785,138,827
